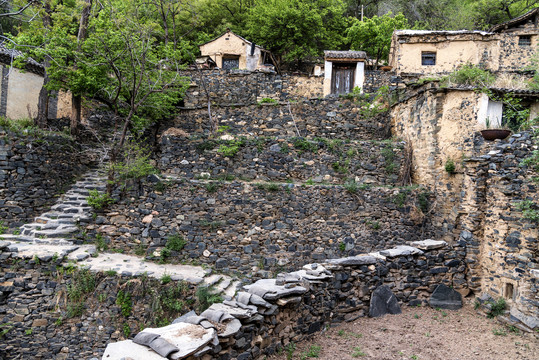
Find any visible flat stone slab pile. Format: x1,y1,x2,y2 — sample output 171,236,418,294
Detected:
0,169,240,295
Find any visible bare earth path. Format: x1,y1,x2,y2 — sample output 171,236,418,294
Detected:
271,302,538,360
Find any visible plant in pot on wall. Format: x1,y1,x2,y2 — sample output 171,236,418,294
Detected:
480,116,511,141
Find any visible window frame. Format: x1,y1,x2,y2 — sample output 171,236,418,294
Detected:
518,35,532,46
421,51,436,66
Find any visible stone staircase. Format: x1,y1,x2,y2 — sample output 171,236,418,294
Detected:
0,169,240,298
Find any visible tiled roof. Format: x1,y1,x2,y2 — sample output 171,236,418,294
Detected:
489,7,539,32
324,50,366,60
0,43,44,75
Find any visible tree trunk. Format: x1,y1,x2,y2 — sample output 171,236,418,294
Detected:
70,94,81,135
35,2,52,129
70,0,93,133
36,67,49,128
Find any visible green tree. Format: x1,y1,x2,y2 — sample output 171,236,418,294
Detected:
346,12,408,65
245,0,349,67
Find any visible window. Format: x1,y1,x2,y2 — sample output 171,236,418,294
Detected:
222,57,239,70
421,52,436,66
518,35,532,46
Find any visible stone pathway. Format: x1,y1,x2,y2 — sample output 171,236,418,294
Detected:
0,169,239,297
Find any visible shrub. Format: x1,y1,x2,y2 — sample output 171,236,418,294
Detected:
516,200,539,222
87,190,114,210
486,298,506,318
218,139,243,157
292,137,318,152
444,64,495,87
204,182,220,193
445,158,456,174
110,141,157,184
258,97,278,105
116,290,133,317
165,234,186,252
0,221,7,235
344,179,358,194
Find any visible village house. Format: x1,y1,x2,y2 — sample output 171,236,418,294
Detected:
389,8,539,77
323,50,367,96
0,44,71,121
198,30,273,71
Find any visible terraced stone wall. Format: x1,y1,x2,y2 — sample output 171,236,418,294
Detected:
181,69,397,109
167,98,388,140
101,241,466,359
0,128,93,228
159,136,403,185
86,180,435,276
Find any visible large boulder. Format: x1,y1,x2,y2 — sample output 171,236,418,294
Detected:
429,284,463,310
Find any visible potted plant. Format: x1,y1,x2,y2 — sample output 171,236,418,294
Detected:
480,116,511,140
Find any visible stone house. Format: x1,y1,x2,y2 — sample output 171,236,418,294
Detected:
0,45,71,120
323,50,366,96
391,81,539,329
198,30,273,71
388,8,539,77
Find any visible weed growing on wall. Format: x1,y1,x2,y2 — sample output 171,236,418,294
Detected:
116,290,133,317
0,221,7,235
445,159,456,174
516,200,539,222
441,64,495,87
165,234,186,252
87,190,114,210
196,285,223,312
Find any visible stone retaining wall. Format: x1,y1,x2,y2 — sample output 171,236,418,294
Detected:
0,128,93,227
181,70,323,108
0,239,465,360
0,254,199,360
86,181,435,277
166,98,389,140
102,240,466,359
159,136,403,185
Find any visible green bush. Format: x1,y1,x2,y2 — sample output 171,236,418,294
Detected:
68,269,96,303
218,139,243,157
258,97,278,105
116,290,133,317
344,179,358,194
0,221,7,235
516,200,539,222
445,159,456,174
292,137,318,153
165,234,186,252
444,64,495,87
486,298,506,318
87,190,114,210
109,141,157,188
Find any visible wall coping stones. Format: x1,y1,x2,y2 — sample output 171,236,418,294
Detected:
410,239,448,250
325,255,378,266
379,245,424,257
243,278,308,300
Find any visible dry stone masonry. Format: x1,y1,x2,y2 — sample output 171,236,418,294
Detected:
0,129,93,227
102,239,463,360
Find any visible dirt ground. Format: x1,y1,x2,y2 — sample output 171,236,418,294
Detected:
270,301,538,360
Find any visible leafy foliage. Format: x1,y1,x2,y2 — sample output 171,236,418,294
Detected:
347,12,408,65
246,0,349,64
87,190,114,210
165,234,187,252
196,285,223,312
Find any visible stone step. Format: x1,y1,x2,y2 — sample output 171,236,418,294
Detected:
224,280,241,298
203,274,224,287
31,226,79,238
5,243,80,261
